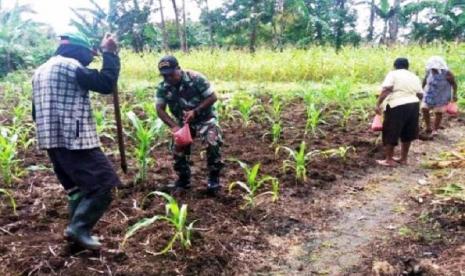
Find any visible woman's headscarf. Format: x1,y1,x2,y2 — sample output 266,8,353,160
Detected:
426,56,448,73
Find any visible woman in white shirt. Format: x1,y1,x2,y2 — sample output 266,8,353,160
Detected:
375,58,423,166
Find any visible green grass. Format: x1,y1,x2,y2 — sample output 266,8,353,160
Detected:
117,44,465,85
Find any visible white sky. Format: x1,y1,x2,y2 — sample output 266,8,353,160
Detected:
3,0,224,33
2,0,400,36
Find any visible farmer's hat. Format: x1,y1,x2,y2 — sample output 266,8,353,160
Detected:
58,32,97,55
158,55,179,75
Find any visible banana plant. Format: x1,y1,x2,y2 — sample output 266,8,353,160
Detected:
229,160,280,208
276,141,320,182
122,191,195,254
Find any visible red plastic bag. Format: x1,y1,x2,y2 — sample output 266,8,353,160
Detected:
174,124,193,146
371,114,383,132
446,102,458,116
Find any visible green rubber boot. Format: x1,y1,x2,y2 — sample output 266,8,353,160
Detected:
64,191,112,250
64,191,84,239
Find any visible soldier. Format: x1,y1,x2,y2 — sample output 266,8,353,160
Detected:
32,32,121,250
155,56,224,194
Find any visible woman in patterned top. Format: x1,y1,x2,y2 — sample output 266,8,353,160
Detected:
421,56,458,137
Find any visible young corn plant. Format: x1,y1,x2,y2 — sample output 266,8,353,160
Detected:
321,146,356,162
229,160,280,208
216,99,235,123
337,105,355,129
276,142,320,183
230,92,258,127
122,191,195,254
0,127,20,186
0,188,17,215
305,104,324,136
262,115,282,145
268,94,284,121
94,107,114,140
127,111,165,183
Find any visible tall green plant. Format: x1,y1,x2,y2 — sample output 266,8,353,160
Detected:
127,111,165,183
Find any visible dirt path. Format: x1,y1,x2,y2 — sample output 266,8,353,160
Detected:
261,122,465,275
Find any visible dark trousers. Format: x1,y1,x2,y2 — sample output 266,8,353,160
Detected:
47,147,121,195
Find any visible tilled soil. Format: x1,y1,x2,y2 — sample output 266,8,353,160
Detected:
0,100,380,275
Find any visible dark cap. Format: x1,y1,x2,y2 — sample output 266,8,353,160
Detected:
158,55,179,74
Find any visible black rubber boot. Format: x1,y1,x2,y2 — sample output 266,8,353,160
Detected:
64,190,112,250
165,175,191,194
207,171,221,194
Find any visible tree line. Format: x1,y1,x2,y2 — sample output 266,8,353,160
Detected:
69,0,465,52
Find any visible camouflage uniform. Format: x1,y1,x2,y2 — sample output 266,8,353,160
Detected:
156,70,224,183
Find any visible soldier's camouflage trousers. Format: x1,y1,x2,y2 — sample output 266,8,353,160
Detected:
172,118,224,180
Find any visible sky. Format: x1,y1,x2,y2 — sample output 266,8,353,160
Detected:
3,0,224,33
2,0,393,36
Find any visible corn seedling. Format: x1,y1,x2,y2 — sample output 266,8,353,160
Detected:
305,104,324,136
14,124,34,151
276,142,320,182
0,127,20,186
94,107,114,140
262,115,282,145
229,160,279,208
230,92,259,127
122,191,195,254
337,106,356,129
0,188,17,215
216,99,235,123
127,111,165,183
268,94,284,121
321,146,355,162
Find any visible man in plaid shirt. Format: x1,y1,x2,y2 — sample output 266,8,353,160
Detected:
32,32,120,250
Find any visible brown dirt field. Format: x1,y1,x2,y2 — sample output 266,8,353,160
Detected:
0,100,380,275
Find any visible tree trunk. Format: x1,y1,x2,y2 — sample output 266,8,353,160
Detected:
205,0,214,47
334,0,345,52
273,0,284,51
367,0,375,41
388,0,401,44
171,0,184,51
158,0,169,51
249,2,258,53
381,19,388,44
181,0,188,52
